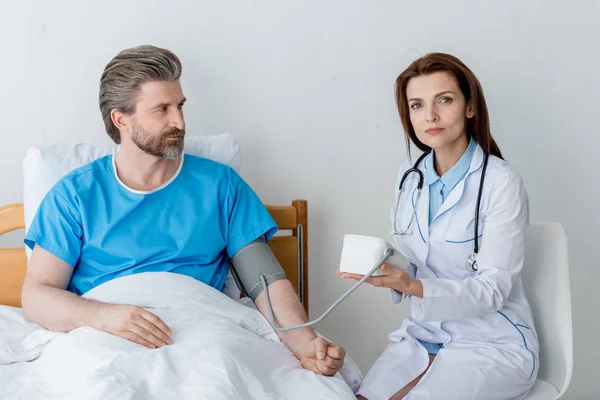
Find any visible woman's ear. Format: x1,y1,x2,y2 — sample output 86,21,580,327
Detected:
466,103,475,119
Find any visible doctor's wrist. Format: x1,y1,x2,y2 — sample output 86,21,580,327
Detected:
404,279,424,298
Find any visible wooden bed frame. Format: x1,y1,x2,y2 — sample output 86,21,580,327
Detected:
0,201,309,312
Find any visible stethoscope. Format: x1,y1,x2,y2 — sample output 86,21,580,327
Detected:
392,150,490,272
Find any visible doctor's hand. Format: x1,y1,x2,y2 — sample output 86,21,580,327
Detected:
337,264,424,298
95,304,173,349
297,336,345,376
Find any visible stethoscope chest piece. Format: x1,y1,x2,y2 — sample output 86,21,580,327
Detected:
466,253,478,272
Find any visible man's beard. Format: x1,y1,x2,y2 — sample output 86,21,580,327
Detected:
132,121,185,159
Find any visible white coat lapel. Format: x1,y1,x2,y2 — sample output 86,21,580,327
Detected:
431,145,485,224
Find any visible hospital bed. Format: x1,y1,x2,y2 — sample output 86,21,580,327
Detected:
0,199,359,399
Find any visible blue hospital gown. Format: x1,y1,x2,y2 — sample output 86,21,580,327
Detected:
25,154,278,295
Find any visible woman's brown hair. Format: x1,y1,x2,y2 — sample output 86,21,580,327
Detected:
395,53,503,160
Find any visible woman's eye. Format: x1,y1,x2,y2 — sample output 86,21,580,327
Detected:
410,103,422,110
440,97,453,103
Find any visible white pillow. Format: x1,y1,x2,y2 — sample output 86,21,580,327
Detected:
22,133,242,238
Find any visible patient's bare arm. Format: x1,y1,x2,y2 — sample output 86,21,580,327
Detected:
254,280,345,376
21,244,172,349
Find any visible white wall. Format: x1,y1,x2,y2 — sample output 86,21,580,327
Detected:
1,1,598,398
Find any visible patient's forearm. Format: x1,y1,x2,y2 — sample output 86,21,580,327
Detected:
22,283,106,332
254,279,317,356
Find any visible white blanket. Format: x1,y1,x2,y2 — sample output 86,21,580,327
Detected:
0,272,357,400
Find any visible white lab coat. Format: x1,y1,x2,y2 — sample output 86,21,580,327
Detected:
358,144,539,400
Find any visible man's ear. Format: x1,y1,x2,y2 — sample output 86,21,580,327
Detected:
111,109,130,132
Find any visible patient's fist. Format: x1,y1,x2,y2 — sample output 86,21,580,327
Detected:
299,337,345,376
96,304,173,349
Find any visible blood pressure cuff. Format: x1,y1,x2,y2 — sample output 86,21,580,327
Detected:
229,236,287,300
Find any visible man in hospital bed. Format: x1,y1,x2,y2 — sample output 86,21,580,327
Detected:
20,45,344,379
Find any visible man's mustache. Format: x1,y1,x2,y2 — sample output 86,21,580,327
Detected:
162,128,186,139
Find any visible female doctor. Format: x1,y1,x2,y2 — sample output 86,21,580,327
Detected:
339,53,539,400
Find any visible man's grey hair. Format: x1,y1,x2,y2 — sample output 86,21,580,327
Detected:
99,45,182,144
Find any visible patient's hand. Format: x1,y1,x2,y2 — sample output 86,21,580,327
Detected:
96,304,173,349
298,337,345,376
